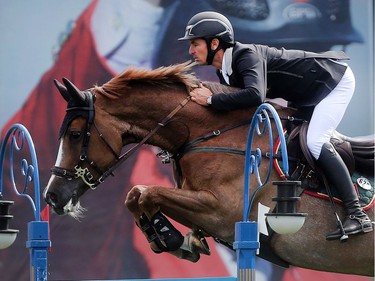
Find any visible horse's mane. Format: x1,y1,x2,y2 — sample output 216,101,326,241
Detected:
203,81,240,94
95,61,239,98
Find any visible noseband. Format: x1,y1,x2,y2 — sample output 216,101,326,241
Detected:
52,91,191,189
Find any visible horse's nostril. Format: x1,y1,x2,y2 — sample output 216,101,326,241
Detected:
46,192,58,205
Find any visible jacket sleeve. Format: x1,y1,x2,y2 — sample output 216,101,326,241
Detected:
211,47,266,111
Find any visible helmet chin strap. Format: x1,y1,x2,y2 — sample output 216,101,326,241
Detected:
205,38,223,65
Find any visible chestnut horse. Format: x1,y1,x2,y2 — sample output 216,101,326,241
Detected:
44,62,374,276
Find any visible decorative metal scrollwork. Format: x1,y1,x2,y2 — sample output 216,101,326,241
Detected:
243,103,289,221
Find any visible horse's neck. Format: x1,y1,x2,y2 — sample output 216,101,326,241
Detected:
96,88,197,151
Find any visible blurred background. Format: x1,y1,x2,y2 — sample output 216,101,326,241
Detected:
0,1,373,280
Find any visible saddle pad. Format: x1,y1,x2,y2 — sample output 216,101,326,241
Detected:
273,136,375,211
303,173,375,211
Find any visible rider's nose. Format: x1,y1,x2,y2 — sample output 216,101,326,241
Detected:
189,45,194,55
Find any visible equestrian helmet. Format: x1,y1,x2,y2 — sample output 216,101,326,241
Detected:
178,11,234,45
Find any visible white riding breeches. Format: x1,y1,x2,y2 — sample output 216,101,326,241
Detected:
307,65,355,159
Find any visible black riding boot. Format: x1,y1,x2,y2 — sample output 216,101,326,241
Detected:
316,143,373,240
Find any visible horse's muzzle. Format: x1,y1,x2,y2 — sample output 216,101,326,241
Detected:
44,191,66,215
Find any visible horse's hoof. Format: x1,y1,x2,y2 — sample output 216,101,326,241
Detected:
184,231,211,255
170,249,201,263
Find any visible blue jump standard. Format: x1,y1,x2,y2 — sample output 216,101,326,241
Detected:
89,277,237,281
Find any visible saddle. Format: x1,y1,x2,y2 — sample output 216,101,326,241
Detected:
281,122,375,209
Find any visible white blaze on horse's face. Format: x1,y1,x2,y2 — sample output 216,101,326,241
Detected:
43,141,63,202
44,139,86,219
55,140,64,167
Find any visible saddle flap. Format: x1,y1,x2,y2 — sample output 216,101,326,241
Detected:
289,124,362,176
330,137,355,175
332,131,374,175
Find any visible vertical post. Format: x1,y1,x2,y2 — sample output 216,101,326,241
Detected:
233,221,259,281
0,124,51,281
26,221,50,281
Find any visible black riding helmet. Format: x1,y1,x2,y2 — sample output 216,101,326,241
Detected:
178,11,234,65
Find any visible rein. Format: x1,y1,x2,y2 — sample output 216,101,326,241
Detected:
52,92,191,189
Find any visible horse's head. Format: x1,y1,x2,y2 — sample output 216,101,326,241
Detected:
44,78,121,218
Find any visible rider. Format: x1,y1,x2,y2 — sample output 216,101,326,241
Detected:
178,11,373,240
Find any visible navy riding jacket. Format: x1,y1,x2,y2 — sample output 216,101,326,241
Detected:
212,42,349,111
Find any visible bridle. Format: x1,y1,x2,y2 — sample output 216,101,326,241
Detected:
51,91,191,190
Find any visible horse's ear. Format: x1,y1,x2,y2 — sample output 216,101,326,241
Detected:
54,79,71,102
62,77,86,103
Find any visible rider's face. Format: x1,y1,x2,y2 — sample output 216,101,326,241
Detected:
189,39,208,65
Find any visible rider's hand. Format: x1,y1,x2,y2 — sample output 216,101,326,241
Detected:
189,83,213,106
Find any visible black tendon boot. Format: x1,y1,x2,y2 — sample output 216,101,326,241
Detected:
150,211,184,251
317,143,373,240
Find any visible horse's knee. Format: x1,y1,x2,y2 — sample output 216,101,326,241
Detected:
125,185,145,212
125,196,138,213
137,187,157,211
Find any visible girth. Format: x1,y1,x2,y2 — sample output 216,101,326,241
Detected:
176,119,250,157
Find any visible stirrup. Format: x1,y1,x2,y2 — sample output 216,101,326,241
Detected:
346,215,374,234
326,215,373,241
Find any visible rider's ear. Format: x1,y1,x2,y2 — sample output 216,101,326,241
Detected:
210,38,220,51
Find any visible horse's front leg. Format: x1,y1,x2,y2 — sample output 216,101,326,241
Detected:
125,184,156,218
125,185,210,262
125,185,167,254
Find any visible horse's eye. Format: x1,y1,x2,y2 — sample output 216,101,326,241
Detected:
69,131,82,141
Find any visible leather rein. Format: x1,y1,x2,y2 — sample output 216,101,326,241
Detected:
52,91,191,189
